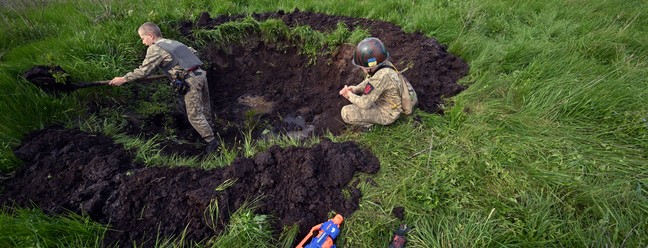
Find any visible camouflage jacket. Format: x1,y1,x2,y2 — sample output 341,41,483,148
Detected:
123,38,198,81
348,61,403,114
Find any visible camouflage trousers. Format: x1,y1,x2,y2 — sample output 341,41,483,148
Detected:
341,104,401,126
183,70,215,142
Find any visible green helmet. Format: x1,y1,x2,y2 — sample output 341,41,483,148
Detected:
352,37,390,68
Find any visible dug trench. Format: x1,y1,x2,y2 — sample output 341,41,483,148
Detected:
2,10,469,246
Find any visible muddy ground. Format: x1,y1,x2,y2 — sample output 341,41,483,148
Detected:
1,126,379,246
5,9,468,246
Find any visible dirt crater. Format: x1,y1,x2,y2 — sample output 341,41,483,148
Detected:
193,9,469,140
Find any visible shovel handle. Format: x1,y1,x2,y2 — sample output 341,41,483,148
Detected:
73,74,168,89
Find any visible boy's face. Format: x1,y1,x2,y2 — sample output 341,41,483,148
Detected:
138,30,156,46
362,67,377,75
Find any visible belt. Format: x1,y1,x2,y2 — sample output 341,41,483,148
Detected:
187,65,201,72
184,66,203,79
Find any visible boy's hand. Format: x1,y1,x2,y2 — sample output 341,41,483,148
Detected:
109,77,127,86
339,85,353,99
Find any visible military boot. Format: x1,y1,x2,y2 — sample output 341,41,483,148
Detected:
205,139,220,154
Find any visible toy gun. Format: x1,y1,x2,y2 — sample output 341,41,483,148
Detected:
296,214,344,248
389,224,410,248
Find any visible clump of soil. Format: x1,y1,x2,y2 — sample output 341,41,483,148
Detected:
392,206,406,221
22,65,75,94
0,126,379,246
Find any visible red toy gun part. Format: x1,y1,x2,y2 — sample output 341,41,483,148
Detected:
389,224,409,248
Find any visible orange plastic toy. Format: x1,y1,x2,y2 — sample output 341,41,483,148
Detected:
296,214,344,248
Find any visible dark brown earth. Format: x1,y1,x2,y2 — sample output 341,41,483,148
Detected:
0,126,379,246
7,9,469,246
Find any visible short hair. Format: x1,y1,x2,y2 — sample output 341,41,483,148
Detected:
138,22,162,37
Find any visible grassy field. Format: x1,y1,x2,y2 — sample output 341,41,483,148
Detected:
1,0,647,247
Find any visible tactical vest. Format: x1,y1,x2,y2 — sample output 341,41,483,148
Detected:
155,39,203,71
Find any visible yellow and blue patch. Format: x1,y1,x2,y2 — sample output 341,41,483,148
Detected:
367,57,377,67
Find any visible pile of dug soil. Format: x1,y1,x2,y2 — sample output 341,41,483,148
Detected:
0,126,379,246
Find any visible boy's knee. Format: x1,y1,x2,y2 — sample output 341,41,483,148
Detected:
341,105,355,123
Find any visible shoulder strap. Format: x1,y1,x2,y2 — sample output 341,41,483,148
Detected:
373,64,397,74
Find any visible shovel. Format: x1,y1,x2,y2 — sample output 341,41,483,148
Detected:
23,65,168,94
67,74,168,89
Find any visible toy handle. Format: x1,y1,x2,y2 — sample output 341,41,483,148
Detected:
296,225,321,248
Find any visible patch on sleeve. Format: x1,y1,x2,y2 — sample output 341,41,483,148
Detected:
363,83,374,94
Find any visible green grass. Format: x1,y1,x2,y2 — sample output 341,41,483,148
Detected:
206,200,278,248
193,16,369,64
0,207,107,247
0,0,647,247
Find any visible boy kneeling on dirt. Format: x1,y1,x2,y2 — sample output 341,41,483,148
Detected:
109,22,220,154
339,37,417,129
